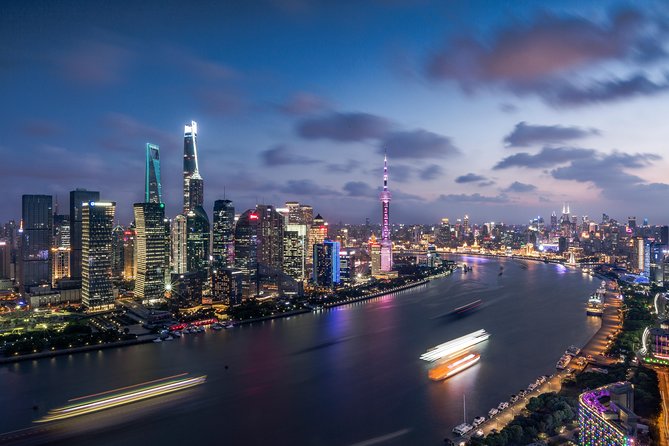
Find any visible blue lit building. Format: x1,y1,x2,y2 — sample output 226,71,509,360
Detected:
313,240,340,288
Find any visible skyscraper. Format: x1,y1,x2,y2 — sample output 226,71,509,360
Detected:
145,143,162,204
379,154,393,271
171,214,187,274
283,224,307,281
212,199,235,267
313,240,340,287
20,195,53,291
134,202,166,303
186,207,210,274
69,189,99,282
234,209,259,295
51,213,70,287
82,201,115,312
183,121,203,213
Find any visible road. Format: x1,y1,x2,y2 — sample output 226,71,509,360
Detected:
657,369,669,446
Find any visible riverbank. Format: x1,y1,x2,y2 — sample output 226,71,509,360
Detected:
322,279,430,309
0,336,156,365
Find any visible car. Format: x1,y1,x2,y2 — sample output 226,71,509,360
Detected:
497,401,509,410
510,394,519,403
472,416,486,426
488,408,499,417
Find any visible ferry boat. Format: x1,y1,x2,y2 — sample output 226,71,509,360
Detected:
565,345,581,356
446,300,482,316
586,296,603,316
452,423,474,436
36,373,207,423
556,354,572,370
428,353,481,381
420,329,490,362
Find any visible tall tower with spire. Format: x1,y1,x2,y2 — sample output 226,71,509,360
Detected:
183,121,203,213
380,153,393,271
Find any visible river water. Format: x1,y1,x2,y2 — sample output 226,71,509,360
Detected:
0,256,600,445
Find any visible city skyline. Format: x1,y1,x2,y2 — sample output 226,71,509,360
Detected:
3,1,669,224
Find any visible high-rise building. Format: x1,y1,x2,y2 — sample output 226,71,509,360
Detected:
313,240,340,287
369,234,381,275
171,214,187,274
183,121,203,213
283,224,307,281
234,209,259,295
81,201,115,312
211,267,243,305
256,204,284,271
69,189,100,281
300,205,314,227
123,228,135,279
51,214,70,287
286,201,301,224
186,206,210,274
0,240,11,280
379,155,393,271
307,214,327,272
134,202,166,303
578,382,639,446
339,247,355,285
111,225,125,278
212,199,235,267
145,143,162,204
20,195,53,291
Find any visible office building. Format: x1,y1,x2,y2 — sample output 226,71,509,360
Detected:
313,240,340,288
51,213,70,286
186,206,210,274
211,267,243,305
369,234,381,276
171,214,187,274
69,189,99,281
111,225,125,278
133,202,166,303
212,199,235,266
307,214,327,274
339,247,356,285
578,382,639,446
81,201,115,312
20,195,53,291
234,209,259,295
123,228,135,279
283,224,307,281
0,240,10,280
145,143,162,204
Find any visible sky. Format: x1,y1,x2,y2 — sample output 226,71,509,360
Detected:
2,0,669,225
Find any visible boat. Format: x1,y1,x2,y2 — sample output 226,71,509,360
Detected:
211,323,222,331
556,354,572,370
224,322,235,329
428,353,481,381
586,296,603,316
172,331,181,337
446,300,482,316
453,423,473,436
420,329,490,362
164,336,174,341
565,345,580,356
36,373,207,423
152,338,162,343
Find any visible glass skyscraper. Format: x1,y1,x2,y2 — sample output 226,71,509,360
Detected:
212,199,235,267
145,143,162,204
183,121,203,213
20,195,53,291
81,201,115,312
133,202,166,303
69,188,100,282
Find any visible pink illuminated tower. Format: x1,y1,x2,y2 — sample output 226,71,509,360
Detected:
380,153,393,271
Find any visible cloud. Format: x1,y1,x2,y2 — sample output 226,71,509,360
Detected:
260,145,321,166
455,173,487,183
419,164,443,180
437,193,510,203
494,146,597,169
381,129,460,159
425,9,669,106
499,103,518,113
503,181,537,193
326,159,359,173
100,113,178,154
197,89,246,116
343,181,375,197
277,92,329,115
21,119,63,138
278,179,340,196
296,112,391,141
58,41,133,86
390,164,412,182
503,121,600,147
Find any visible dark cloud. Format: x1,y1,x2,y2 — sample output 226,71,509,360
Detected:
536,73,669,106
57,41,133,86
503,181,537,193
381,129,460,159
419,164,443,180
477,181,496,187
494,146,596,169
278,179,340,196
390,164,412,182
277,92,329,115
503,121,600,147
436,193,510,203
455,173,487,183
260,145,321,166
425,9,669,106
296,112,391,142
326,159,359,173
343,181,374,197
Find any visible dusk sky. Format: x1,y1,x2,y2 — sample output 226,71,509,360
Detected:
3,0,669,225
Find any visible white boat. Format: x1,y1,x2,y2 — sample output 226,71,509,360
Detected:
172,331,182,337
556,354,572,370
152,338,162,343
420,329,490,362
224,322,235,329
453,423,473,436
164,336,174,341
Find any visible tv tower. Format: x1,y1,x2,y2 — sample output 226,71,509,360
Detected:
380,153,393,271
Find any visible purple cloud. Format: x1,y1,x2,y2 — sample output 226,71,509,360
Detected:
437,193,510,203
381,129,460,159
261,145,321,166
297,112,391,142
503,181,537,193
58,41,133,86
494,146,596,169
455,173,487,183
278,92,329,115
343,181,374,197
504,121,600,147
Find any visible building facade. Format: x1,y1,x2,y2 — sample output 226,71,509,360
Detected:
578,382,639,446
69,189,99,282
212,199,235,267
20,195,53,291
81,201,116,312
133,202,166,303
313,240,340,288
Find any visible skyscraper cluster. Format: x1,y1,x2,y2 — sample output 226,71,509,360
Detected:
0,122,397,312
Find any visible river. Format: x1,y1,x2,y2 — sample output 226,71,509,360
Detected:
0,255,600,445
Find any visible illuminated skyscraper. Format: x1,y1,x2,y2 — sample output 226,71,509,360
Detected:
307,214,327,275
145,143,162,204
186,207,210,274
51,214,70,287
183,121,203,213
171,214,187,274
69,189,99,282
313,240,340,287
20,195,53,292
283,224,307,281
578,382,639,446
212,199,235,266
134,202,166,303
379,154,393,271
82,201,115,312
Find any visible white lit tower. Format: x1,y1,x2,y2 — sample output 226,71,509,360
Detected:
380,154,393,271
